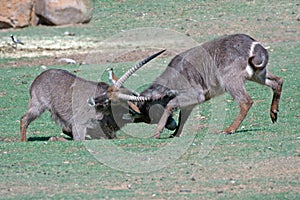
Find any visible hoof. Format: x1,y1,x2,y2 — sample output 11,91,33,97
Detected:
48,136,68,142
224,128,235,134
153,133,161,139
270,109,278,123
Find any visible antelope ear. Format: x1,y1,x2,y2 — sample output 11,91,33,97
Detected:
166,89,178,98
128,102,141,114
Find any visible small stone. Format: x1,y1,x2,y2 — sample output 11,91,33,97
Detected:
40,65,47,70
58,58,76,64
180,189,191,193
136,12,144,17
281,68,287,72
64,31,75,36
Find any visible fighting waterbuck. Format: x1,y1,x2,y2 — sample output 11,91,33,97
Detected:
94,34,283,138
20,50,166,141
139,34,283,138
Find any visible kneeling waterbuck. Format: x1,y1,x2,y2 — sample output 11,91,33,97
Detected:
20,50,166,141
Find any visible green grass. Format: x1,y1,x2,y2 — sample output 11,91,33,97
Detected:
1,0,299,44
1,0,300,199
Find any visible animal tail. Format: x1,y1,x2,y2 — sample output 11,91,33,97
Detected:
248,43,268,69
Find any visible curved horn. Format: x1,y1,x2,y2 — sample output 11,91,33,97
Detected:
117,93,151,102
114,49,166,88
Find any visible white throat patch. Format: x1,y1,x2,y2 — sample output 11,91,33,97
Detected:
246,64,254,78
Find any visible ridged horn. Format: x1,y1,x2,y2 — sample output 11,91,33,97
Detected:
114,49,166,88
117,93,151,102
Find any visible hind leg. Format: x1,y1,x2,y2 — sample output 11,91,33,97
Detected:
263,72,283,123
250,70,283,123
20,101,46,142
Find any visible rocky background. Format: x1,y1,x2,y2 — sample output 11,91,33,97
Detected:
0,0,93,28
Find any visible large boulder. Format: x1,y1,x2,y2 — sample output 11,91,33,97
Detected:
0,0,36,28
35,0,93,25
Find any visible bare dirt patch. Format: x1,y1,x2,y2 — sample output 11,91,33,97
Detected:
0,48,175,68
1,27,198,68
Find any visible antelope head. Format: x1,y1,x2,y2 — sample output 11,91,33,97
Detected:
88,49,166,116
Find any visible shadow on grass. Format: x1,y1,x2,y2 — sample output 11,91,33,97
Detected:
233,127,268,134
152,127,269,140
25,127,268,142
28,136,72,142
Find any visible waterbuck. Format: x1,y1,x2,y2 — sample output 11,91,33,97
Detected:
20,50,166,141
93,34,283,138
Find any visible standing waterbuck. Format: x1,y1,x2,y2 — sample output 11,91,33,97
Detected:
20,50,166,141
93,34,283,138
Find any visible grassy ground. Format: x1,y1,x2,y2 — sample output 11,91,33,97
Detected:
0,0,299,199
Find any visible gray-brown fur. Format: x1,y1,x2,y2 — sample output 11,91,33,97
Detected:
135,34,283,138
20,50,166,142
20,69,133,141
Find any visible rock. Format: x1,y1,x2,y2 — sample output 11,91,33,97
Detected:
58,57,77,64
0,0,36,28
35,0,93,25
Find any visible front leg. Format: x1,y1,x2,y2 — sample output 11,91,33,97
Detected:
225,100,253,134
72,125,86,141
170,106,194,138
154,101,177,139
